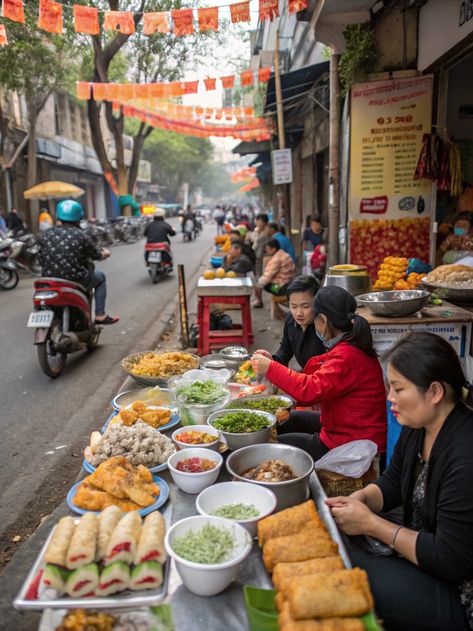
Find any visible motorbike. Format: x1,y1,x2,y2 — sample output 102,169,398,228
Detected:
144,242,173,284
0,239,19,290
28,277,102,377
182,218,194,242
6,231,41,274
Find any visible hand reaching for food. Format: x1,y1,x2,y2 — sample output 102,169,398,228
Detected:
250,353,271,377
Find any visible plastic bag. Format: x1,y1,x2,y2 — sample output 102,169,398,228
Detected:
314,440,378,478
173,368,232,385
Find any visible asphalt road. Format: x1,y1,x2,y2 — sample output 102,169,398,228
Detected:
0,218,214,552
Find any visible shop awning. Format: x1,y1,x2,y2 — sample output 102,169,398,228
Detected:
312,0,375,51
264,61,329,113
232,140,271,155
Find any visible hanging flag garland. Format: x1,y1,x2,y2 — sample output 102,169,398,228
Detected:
172,8,194,36
2,0,25,24
259,0,279,21
204,78,217,91
221,75,235,89
73,5,100,35
288,0,308,13
240,70,254,87
38,0,63,34
0,24,8,46
197,7,219,32
230,1,250,23
143,12,170,35
103,11,135,35
258,67,271,82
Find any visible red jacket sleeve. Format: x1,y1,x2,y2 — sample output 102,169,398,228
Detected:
266,350,358,405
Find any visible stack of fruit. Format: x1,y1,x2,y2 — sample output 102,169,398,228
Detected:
373,257,408,291
202,268,236,280
214,235,231,252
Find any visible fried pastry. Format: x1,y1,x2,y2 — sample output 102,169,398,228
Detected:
258,500,325,545
272,557,345,591
263,529,338,572
278,601,364,631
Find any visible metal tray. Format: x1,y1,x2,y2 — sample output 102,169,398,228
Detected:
421,278,473,302
121,351,200,387
14,506,172,611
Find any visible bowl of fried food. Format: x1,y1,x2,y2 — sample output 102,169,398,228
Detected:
121,351,200,386
111,400,177,432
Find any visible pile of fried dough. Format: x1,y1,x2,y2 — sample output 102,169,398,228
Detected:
258,500,374,630
125,351,199,379
111,401,171,429
73,456,160,512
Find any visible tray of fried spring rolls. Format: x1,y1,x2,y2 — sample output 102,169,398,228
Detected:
14,503,172,611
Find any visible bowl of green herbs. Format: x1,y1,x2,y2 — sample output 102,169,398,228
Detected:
174,380,231,426
207,409,276,451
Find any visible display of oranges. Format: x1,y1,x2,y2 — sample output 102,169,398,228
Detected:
216,267,226,279
203,270,216,280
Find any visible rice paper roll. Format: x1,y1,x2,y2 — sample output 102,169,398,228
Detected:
98,561,130,596
279,602,364,631
44,516,75,567
105,511,142,565
272,556,344,591
42,564,71,593
130,560,163,590
96,506,123,561
258,500,325,546
66,513,98,570
289,568,373,619
134,511,166,565
263,529,338,572
66,563,99,598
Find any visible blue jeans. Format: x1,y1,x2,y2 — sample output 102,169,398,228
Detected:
84,270,106,316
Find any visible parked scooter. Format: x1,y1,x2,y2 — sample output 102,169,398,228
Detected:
6,231,41,274
144,242,173,284
0,239,19,289
28,277,102,377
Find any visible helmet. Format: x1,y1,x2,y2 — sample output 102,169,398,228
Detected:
56,200,84,223
154,208,166,218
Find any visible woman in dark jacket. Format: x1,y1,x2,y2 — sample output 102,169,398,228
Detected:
326,332,473,631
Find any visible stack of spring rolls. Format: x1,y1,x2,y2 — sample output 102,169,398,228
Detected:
40,507,166,598
258,500,374,631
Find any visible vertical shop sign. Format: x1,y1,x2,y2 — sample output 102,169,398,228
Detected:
348,76,434,277
272,149,293,184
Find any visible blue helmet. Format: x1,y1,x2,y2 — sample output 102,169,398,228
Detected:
56,199,84,223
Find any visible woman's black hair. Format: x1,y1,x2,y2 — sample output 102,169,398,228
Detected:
455,211,473,227
341,315,377,357
286,275,320,297
384,332,466,401
266,238,281,251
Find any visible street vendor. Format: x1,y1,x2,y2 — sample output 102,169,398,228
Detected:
326,332,473,631
251,285,387,460
223,240,253,276
254,275,324,367
438,210,473,264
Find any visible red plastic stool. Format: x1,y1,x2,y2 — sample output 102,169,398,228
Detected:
197,295,254,355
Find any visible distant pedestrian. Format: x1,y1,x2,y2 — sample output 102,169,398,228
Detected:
265,221,296,262
39,207,53,232
7,207,25,235
213,206,225,235
302,216,326,250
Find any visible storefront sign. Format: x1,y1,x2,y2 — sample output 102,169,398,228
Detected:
271,148,293,184
348,76,434,277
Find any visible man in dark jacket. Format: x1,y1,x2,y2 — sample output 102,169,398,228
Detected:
7,207,25,234
144,209,176,263
224,240,253,276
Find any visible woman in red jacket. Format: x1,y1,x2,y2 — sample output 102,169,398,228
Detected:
251,285,387,461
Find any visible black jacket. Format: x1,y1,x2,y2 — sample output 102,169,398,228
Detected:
374,402,473,583
144,219,176,244
225,254,253,275
273,313,325,368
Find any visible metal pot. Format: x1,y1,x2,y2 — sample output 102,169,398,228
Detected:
226,443,314,511
323,273,372,296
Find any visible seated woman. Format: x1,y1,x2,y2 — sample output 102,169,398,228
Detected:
253,239,296,308
326,332,473,631
251,285,387,461
254,275,325,368
437,210,473,264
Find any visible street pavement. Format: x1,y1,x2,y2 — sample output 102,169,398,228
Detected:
0,218,215,557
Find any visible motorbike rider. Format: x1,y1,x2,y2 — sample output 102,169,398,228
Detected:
37,199,119,325
182,204,196,234
144,208,176,263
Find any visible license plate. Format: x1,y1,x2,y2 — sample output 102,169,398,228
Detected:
27,310,54,328
148,252,162,262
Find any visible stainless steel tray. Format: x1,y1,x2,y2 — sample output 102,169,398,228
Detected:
309,471,352,568
14,506,172,611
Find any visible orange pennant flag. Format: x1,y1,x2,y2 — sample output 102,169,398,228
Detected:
117,84,135,100
172,9,194,36
183,81,199,95
198,7,218,32
230,1,250,23
2,0,25,24
240,70,254,87
259,0,279,21
73,5,99,35
143,12,170,35
204,78,217,91
38,0,63,34
92,83,108,101
0,24,8,46
221,75,235,89
76,81,91,100
258,67,271,82
103,11,135,35
288,0,308,12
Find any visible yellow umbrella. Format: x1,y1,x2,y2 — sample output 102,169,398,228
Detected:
24,181,85,200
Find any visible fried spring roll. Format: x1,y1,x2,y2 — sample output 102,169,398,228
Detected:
44,516,75,567
134,511,166,565
105,511,142,565
278,602,364,631
66,513,98,570
289,568,374,620
263,529,338,572
258,500,325,546
96,506,123,561
273,556,345,591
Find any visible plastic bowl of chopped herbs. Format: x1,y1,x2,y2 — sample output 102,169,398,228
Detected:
164,515,252,596
207,409,276,451
173,378,231,426
196,481,277,538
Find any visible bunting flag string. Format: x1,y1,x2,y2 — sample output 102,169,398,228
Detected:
75,67,272,102
239,177,260,192
123,101,256,122
1,0,307,40
231,166,257,182
0,24,8,46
